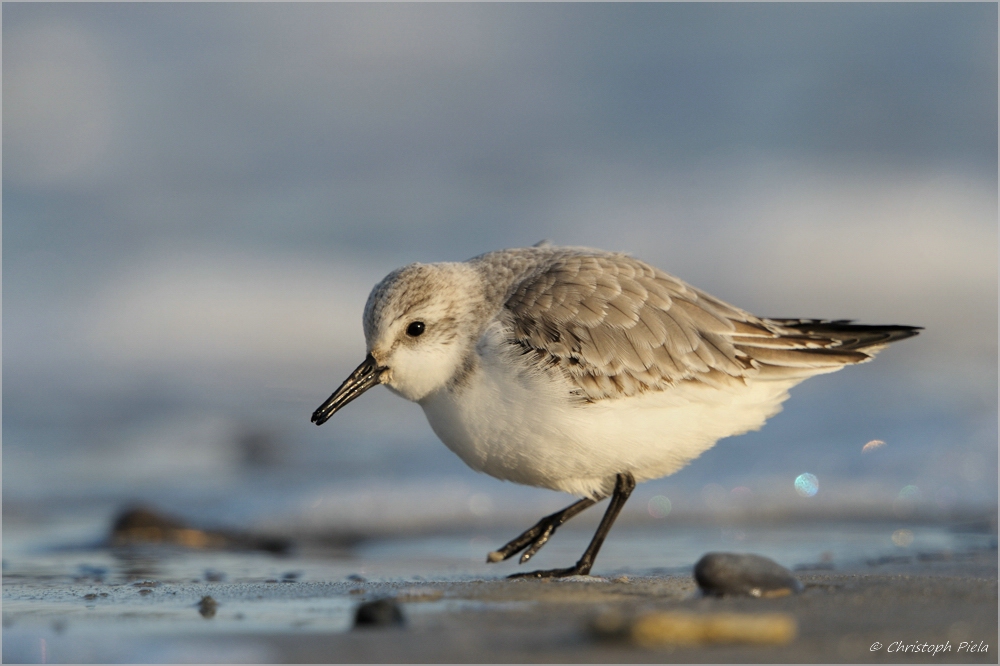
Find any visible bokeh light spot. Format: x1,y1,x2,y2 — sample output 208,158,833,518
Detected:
647,495,672,518
891,529,914,547
730,486,753,502
893,485,921,518
794,473,819,497
862,439,886,453
468,493,493,517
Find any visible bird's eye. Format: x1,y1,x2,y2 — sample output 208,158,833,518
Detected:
406,321,426,337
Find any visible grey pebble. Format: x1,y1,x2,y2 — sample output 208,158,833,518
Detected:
694,552,803,597
198,595,218,618
354,598,405,628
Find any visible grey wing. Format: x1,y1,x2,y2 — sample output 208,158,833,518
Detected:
502,252,909,401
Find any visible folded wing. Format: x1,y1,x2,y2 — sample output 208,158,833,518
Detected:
502,252,920,401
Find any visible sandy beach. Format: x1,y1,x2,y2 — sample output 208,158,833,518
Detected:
3,514,996,664
248,565,998,663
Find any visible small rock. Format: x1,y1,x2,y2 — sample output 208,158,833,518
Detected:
694,553,802,597
82,593,99,601
138,589,152,596
204,569,226,582
346,574,366,582
354,598,405,628
111,506,221,549
198,596,218,618
109,505,291,554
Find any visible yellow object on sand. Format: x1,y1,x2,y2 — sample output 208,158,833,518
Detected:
629,611,797,647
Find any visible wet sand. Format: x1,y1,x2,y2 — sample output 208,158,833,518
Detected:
3,543,996,663
194,556,1000,664
166,557,1000,663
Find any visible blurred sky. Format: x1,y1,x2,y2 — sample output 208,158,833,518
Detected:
3,4,997,520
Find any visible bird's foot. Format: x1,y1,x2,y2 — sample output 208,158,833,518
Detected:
487,497,598,566
507,562,592,580
488,519,559,564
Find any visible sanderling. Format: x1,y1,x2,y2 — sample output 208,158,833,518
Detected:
312,243,920,578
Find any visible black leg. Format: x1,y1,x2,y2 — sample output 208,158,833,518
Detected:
487,497,598,565
508,472,636,579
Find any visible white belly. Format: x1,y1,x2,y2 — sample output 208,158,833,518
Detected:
419,343,807,498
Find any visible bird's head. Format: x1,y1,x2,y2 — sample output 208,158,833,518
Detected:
311,262,485,425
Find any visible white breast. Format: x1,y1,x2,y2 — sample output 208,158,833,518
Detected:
419,324,808,499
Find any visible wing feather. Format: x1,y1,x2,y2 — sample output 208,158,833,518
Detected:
498,249,918,401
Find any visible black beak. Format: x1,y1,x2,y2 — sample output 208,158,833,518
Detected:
311,354,386,426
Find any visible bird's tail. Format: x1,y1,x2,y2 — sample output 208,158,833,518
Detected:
764,319,922,352
728,318,921,380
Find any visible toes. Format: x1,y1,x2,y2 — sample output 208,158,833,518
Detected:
507,566,580,580
488,520,557,563
519,525,554,564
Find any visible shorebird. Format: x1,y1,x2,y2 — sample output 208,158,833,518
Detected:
311,244,919,578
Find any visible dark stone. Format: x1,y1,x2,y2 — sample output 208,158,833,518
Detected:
354,598,405,628
109,505,292,555
694,552,803,597
198,596,218,618
113,507,189,534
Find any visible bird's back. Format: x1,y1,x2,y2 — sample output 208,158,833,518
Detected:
471,246,919,402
